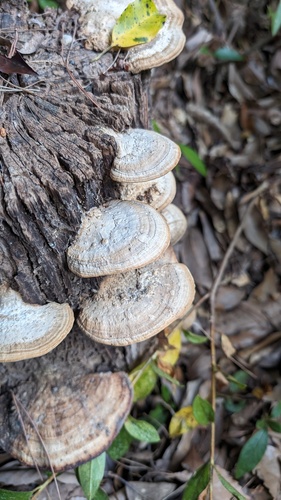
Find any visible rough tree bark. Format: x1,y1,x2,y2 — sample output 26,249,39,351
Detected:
0,0,151,459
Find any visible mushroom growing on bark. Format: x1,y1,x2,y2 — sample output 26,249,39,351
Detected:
66,0,186,73
162,203,188,245
78,261,195,345
0,366,132,471
0,285,74,362
109,128,181,182
67,200,170,277
118,171,176,211
0,0,191,474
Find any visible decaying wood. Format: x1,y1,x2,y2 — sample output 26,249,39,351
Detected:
0,0,150,306
0,0,151,463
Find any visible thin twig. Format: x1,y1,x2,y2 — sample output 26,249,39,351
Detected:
7,29,18,58
208,181,269,499
62,19,103,110
12,392,61,500
166,291,210,336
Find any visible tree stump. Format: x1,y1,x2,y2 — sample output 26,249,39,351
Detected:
0,0,151,468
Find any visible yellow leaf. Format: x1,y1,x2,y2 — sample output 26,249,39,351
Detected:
221,333,236,358
111,0,166,49
169,406,198,438
157,328,182,369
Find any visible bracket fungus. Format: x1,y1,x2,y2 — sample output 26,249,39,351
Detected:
77,261,195,346
67,200,170,277
162,203,188,245
1,371,132,471
118,171,176,211
0,285,74,362
109,128,181,183
66,0,185,73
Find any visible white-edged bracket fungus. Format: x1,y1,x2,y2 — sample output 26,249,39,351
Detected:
67,200,170,277
108,128,181,183
77,261,195,345
126,0,186,73
66,0,185,73
118,171,176,211
0,285,74,362
6,371,133,471
162,203,187,245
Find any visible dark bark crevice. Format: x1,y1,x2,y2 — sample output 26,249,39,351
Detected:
0,2,150,307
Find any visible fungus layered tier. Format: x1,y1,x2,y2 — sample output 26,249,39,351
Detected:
78,261,195,345
108,128,181,182
118,171,177,211
0,285,74,362
67,200,170,277
1,371,133,471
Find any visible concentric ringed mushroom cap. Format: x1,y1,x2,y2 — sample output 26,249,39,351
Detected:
67,200,170,277
0,285,74,362
77,261,195,345
109,129,181,183
162,203,187,245
127,0,186,74
118,171,176,211
5,372,132,471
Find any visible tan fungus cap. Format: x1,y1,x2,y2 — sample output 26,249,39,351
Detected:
0,285,74,362
162,203,187,245
8,372,133,471
110,129,181,183
77,261,195,345
127,0,186,73
67,200,170,277
118,171,176,211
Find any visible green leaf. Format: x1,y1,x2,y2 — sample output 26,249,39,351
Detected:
183,330,208,344
256,419,268,430
192,395,214,425
94,489,109,500
107,427,132,460
183,462,210,500
38,0,58,8
228,371,249,392
161,384,173,403
111,0,166,48
266,419,281,433
125,416,160,443
151,120,161,133
215,467,247,500
271,401,281,418
179,144,207,177
213,47,244,62
224,397,246,414
77,453,106,500
0,491,33,500
271,1,281,36
151,362,182,386
149,403,170,428
235,429,268,479
130,363,157,401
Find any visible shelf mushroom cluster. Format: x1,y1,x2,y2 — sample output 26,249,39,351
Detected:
0,0,192,473
67,128,195,346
